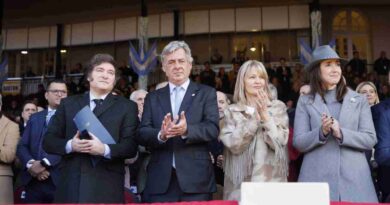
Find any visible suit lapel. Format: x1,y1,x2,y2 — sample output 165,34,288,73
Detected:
94,93,117,117
78,92,90,108
179,81,199,114
158,85,173,115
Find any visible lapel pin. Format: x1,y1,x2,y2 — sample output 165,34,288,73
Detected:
350,97,356,103
192,93,195,96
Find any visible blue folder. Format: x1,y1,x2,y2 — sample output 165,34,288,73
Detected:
73,106,116,144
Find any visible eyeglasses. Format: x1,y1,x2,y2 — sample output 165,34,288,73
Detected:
47,90,67,95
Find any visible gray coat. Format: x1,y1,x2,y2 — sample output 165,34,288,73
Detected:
293,89,378,203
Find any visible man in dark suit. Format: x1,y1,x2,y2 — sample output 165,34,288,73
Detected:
17,79,67,203
43,54,139,203
372,75,390,202
138,41,219,202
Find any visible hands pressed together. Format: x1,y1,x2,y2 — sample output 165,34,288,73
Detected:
160,111,188,141
321,113,342,140
71,131,106,156
28,161,50,181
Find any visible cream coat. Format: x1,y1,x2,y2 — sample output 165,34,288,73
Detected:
0,115,20,204
220,100,289,201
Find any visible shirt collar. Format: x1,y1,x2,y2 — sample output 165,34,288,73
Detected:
89,92,109,102
47,107,55,113
168,79,190,94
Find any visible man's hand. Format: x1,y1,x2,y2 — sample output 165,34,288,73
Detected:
71,131,91,153
37,170,50,181
28,161,46,177
216,155,224,168
167,111,188,137
85,132,106,156
160,113,175,141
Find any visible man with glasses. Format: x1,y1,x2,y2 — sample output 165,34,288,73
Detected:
43,54,139,203
17,79,68,203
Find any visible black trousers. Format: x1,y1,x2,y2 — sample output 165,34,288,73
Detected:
143,169,212,203
24,177,56,204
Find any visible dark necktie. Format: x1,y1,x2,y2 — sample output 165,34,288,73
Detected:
91,99,104,167
93,99,104,114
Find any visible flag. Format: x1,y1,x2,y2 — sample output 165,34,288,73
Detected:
128,41,158,76
299,38,313,66
329,38,336,50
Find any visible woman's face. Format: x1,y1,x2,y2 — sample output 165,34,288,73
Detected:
320,59,342,89
244,67,266,97
359,84,378,106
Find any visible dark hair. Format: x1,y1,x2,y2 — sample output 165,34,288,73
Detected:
47,79,67,90
309,63,348,102
22,100,37,111
86,54,117,78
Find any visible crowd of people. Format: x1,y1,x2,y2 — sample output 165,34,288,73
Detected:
1,40,390,204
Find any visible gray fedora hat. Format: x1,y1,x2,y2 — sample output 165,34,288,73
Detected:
305,45,348,71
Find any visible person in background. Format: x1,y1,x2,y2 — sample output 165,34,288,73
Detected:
347,51,366,78
356,81,380,106
17,79,68,203
372,70,390,202
374,51,390,85
209,91,230,200
220,60,289,201
0,93,20,204
356,81,381,200
294,45,377,202
129,89,148,121
19,101,38,135
200,61,216,88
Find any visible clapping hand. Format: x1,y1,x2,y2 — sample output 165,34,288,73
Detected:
255,90,270,121
330,118,342,140
160,112,188,141
321,113,333,136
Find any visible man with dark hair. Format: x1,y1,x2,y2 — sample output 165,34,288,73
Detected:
374,51,390,85
347,51,367,78
43,54,139,203
17,79,67,203
200,61,216,88
19,100,37,134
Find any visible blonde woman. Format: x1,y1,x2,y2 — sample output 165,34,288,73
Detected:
356,81,380,106
220,60,289,201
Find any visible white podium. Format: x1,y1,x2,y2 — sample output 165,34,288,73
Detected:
241,182,330,205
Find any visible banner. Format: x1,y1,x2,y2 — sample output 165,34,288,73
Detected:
2,80,21,95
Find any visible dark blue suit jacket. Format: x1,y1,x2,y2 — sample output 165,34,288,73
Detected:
138,81,219,195
17,109,61,186
372,99,390,166
372,99,390,195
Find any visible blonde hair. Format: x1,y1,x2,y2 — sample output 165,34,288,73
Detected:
356,81,380,105
233,60,271,104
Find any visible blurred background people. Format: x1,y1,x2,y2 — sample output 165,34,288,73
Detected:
19,101,38,134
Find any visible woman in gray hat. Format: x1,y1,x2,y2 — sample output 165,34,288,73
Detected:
293,45,378,202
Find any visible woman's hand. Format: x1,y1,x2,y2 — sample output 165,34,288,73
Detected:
255,90,270,121
331,118,342,140
321,113,333,136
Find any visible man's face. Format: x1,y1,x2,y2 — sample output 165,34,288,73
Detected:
89,62,116,94
135,92,147,112
162,48,192,86
45,83,68,108
21,103,37,122
217,92,229,119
